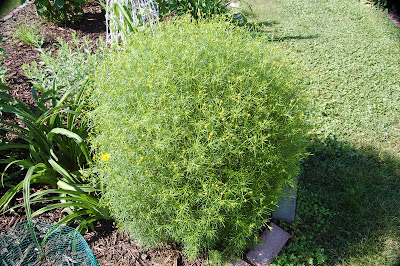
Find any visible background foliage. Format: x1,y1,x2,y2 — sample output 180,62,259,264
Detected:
157,0,228,19
33,0,86,24
88,17,309,259
369,0,398,11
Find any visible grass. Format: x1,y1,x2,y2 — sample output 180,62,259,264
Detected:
0,0,24,18
13,22,45,48
242,0,400,264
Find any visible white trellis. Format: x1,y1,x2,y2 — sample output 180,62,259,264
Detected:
105,0,159,44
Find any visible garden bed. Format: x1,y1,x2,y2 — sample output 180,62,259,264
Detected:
0,2,207,265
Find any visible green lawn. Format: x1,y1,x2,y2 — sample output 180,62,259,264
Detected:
243,0,400,264
0,0,24,18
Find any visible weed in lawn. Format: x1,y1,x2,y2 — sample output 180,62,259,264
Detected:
12,22,45,48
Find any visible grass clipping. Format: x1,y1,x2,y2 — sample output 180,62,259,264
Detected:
88,16,309,259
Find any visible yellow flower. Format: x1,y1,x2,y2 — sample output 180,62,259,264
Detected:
101,153,110,161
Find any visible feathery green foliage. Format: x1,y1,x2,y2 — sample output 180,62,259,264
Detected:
24,34,103,97
88,17,309,259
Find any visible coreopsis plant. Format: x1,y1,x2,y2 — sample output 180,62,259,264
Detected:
88,16,309,259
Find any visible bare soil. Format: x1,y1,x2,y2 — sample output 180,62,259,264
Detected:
0,2,206,265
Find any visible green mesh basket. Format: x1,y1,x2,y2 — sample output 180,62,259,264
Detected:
0,219,98,266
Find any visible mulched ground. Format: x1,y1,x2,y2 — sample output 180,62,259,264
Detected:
0,2,206,265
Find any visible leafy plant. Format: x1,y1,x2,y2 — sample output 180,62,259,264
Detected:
157,0,228,19
33,0,85,25
0,38,7,83
88,17,309,259
12,22,45,48
272,189,332,265
369,0,398,12
23,34,103,98
0,81,110,232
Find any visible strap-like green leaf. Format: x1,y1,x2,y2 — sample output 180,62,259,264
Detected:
48,128,83,144
0,181,23,212
23,164,47,257
48,158,77,183
0,92,11,101
0,83,12,91
47,128,92,164
0,143,30,152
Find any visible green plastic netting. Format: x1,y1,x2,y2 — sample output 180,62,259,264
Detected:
0,219,98,266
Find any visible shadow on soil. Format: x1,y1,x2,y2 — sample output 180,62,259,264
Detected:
283,137,400,264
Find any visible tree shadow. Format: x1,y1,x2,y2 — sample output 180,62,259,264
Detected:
69,7,106,34
242,21,319,42
283,137,400,264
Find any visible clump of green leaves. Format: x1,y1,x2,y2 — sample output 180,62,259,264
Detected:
272,189,333,265
34,0,85,25
157,0,228,19
89,17,309,259
12,23,45,48
0,81,110,232
369,0,398,12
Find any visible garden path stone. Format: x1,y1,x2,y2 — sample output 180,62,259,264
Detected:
271,184,298,223
246,222,290,265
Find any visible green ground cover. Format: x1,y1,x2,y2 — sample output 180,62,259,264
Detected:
244,0,400,264
0,0,24,18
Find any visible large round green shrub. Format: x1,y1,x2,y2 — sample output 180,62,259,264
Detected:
88,17,308,259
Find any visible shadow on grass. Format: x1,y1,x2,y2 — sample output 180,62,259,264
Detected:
276,137,400,265
242,21,319,42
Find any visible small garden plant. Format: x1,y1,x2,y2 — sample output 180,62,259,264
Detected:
88,16,309,259
0,38,7,83
12,22,45,48
0,80,110,232
24,34,103,97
